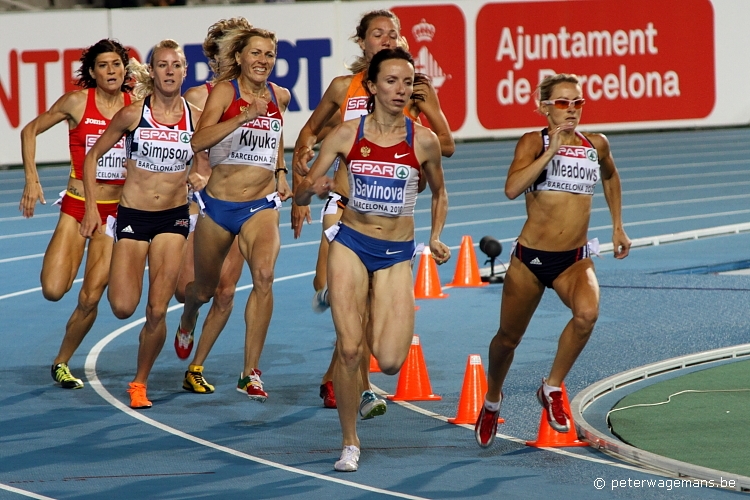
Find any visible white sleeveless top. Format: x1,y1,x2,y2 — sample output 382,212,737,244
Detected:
127,95,194,173
525,129,599,196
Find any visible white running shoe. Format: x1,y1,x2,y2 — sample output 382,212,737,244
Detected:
334,445,360,472
359,390,387,420
312,286,330,314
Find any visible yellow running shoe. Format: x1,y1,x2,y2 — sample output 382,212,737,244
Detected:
183,365,215,394
51,363,84,390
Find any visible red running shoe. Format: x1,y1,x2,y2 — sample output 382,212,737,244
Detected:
474,394,502,448
237,368,268,402
536,383,570,432
319,381,337,408
174,312,198,360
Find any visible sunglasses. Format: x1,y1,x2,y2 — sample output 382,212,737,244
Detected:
542,98,586,110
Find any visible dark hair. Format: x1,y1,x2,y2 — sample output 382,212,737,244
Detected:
76,39,131,92
365,47,415,113
349,10,401,74
353,9,400,43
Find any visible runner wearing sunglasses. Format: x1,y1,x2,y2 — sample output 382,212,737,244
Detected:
475,73,631,447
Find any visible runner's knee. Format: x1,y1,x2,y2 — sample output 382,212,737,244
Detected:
213,282,236,311
41,284,67,302
337,340,363,370
146,302,168,326
494,326,524,350
251,265,274,294
77,286,104,314
110,300,136,320
572,304,598,334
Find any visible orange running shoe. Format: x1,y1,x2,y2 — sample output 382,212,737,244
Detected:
127,382,152,409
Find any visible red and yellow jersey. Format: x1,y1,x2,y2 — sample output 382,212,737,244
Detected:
68,89,131,184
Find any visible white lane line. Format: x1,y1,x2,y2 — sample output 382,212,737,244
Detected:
82,266,678,493
84,272,428,500
0,213,58,222
0,286,45,301
0,253,45,264
0,484,56,500
0,185,67,195
372,396,667,475
4,211,750,301
0,230,53,240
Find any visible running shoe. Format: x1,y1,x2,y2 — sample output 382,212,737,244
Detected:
536,382,570,432
311,286,330,314
474,397,502,448
359,390,387,420
51,363,83,390
183,364,215,394
237,369,268,402
127,382,152,409
174,312,198,360
319,381,336,408
334,445,360,472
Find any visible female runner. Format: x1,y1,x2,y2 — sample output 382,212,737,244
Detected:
177,26,291,402
174,17,252,395
295,47,450,472
81,40,204,409
20,39,131,389
292,9,454,414
474,73,631,447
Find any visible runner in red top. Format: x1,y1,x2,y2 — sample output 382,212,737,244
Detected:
178,26,292,404
19,39,132,391
292,9,455,413
295,47,450,473
175,17,251,396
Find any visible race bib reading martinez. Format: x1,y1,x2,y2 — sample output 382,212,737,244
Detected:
227,115,281,170
349,160,413,216
133,129,193,173
87,134,126,181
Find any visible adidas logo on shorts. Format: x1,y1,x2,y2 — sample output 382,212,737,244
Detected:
121,225,134,234
530,257,542,265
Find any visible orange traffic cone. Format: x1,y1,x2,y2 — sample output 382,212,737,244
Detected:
448,354,504,425
448,236,488,287
414,247,448,299
387,335,441,401
526,382,588,447
369,354,381,373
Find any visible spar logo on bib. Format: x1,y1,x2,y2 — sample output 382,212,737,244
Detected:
475,0,715,129
347,97,368,111
246,116,281,131
343,96,369,121
392,5,466,131
139,129,180,142
87,135,125,150
350,160,407,204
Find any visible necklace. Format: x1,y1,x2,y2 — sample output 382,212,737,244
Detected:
372,117,405,129
239,81,267,99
